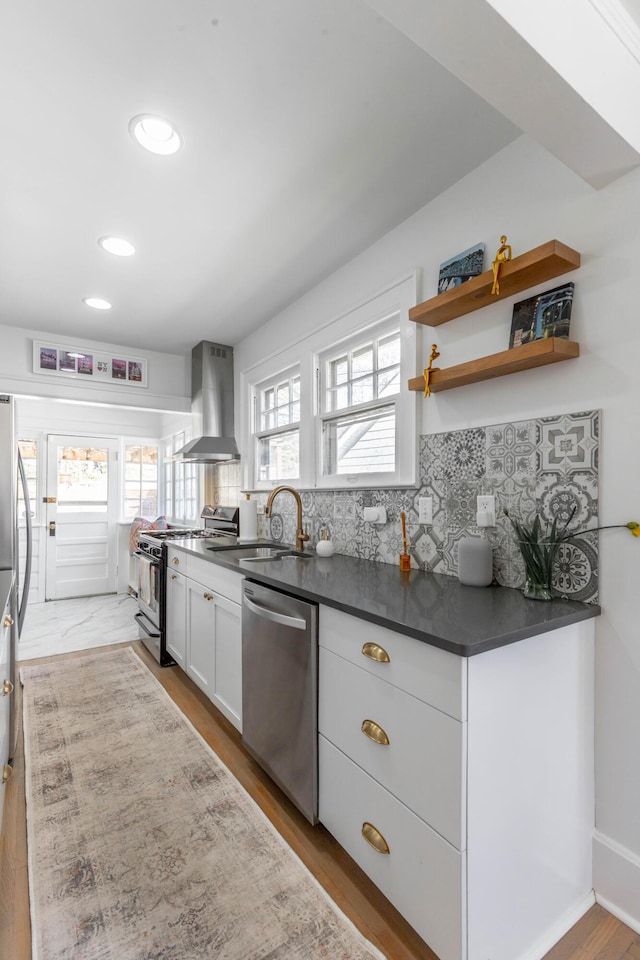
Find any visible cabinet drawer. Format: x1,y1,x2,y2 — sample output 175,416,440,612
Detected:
319,648,465,849
166,546,188,575
319,604,466,721
319,736,464,960
188,556,243,603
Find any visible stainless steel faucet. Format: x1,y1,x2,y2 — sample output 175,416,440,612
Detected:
265,485,310,553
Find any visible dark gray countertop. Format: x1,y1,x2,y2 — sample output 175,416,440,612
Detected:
170,539,600,657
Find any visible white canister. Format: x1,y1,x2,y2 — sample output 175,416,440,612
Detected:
238,494,258,542
458,536,493,586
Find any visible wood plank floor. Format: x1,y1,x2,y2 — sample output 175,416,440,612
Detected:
1,640,639,960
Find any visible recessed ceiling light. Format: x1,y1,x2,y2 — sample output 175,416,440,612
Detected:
129,114,182,155
98,236,135,257
83,297,112,310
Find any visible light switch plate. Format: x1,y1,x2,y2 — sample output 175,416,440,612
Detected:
418,496,433,524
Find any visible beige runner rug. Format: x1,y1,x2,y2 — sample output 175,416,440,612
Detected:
21,647,386,960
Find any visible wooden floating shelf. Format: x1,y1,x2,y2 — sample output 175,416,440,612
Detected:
408,338,580,394
409,239,581,327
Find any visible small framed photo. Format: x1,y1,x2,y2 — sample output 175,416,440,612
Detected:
39,347,57,370
58,350,77,373
509,282,575,349
112,359,127,380
77,354,93,375
438,243,485,294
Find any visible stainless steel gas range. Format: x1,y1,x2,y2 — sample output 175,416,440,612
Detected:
134,506,240,665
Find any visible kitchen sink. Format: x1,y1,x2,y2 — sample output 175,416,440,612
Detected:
207,543,314,562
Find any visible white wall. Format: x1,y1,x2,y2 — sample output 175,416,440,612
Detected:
0,322,191,412
236,134,640,930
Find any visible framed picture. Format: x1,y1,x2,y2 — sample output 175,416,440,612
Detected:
509,282,575,349
438,243,485,294
33,341,147,387
38,346,57,370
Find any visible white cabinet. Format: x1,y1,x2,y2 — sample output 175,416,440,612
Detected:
318,603,595,960
165,568,186,669
187,578,216,695
165,548,243,732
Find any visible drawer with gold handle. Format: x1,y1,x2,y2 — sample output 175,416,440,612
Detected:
319,647,464,848
362,821,390,854
361,641,390,663
361,718,390,745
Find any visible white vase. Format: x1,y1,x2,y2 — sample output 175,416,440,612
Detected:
316,538,335,558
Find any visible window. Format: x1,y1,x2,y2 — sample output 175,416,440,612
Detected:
18,439,38,522
320,325,400,476
253,368,300,485
123,443,159,520
163,430,199,524
243,273,417,489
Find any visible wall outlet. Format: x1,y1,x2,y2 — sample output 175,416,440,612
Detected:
476,494,496,527
418,496,433,525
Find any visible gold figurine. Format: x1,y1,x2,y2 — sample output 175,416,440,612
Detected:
423,344,440,398
491,235,512,295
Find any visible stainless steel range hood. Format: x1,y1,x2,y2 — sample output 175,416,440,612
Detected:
173,341,239,463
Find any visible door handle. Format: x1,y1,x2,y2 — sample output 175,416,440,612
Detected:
243,594,306,630
2,679,14,696
134,612,161,638
43,496,57,503
49,521,56,537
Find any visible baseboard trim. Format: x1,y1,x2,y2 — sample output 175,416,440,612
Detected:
517,890,595,960
593,830,640,935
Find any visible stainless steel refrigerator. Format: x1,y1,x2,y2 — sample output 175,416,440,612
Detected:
0,394,32,822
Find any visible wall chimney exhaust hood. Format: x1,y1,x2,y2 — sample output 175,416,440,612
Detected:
173,341,239,463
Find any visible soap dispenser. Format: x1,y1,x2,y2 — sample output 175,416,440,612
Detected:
316,527,335,557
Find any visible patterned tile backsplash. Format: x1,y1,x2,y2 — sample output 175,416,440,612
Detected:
210,409,599,603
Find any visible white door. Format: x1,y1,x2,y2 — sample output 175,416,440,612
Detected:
45,436,119,599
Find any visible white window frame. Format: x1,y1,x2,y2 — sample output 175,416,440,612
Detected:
162,429,201,525
120,438,161,522
241,273,418,490
252,365,301,489
316,316,402,487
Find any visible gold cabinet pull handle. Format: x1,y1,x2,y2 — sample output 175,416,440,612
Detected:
170,574,177,580
171,557,180,565
3,615,14,628
2,680,14,697
204,592,214,601
361,719,390,745
361,642,390,663
2,764,13,784
361,821,390,854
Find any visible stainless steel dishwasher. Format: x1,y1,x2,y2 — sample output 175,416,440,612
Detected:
241,580,319,824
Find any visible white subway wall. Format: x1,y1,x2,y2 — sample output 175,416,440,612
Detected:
235,134,640,930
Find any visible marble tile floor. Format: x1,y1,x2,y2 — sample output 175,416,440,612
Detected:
17,593,139,661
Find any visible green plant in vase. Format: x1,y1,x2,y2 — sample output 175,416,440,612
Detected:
505,508,639,601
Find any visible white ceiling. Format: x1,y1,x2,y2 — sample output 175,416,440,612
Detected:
0,0,518,356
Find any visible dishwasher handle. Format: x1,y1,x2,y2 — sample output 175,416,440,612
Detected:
243,594,307,630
